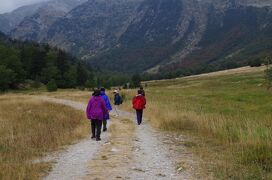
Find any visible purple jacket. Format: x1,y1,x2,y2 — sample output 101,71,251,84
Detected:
86,96,108,120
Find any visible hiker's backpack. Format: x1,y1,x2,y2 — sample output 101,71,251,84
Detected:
119,96,123,104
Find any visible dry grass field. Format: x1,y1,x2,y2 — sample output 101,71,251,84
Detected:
0,95,89,179
2,66,270,179
120,66,272,179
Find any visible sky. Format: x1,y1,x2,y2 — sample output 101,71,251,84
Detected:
0,0,48,14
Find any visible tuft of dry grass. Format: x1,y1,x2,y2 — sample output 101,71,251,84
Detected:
0,95,89,179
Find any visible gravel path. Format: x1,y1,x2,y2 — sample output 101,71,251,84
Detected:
38,96,189,179
38,97,110,180
118,111,184,179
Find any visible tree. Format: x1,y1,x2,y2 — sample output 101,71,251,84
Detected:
85,72,96,89
46,79,58,92
249,59,262,67
131,74,141,88
63,66,77,88
0,65,16,91
29,48,46,79
76,62,88,86
31,76,41,89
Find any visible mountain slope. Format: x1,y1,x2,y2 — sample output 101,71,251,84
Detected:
160,4,272,74
0,3,42,33
9,0,87,42
8,0,272,75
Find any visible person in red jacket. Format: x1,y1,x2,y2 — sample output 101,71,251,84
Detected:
132,90,146,125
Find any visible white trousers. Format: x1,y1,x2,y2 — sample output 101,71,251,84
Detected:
114,105,119,116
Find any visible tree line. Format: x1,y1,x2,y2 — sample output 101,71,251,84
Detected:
0,33,145,91
0,36,93,91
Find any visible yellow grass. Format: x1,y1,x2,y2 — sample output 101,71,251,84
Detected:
121,67,272,179
0,95,89,179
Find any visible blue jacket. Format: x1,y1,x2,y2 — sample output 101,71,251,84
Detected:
100,91,112,111
114,94,122,105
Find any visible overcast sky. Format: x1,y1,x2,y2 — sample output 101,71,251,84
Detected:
0,0,48,14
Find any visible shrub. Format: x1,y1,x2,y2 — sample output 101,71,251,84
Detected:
265,67,272,90
46,79,58,92
249,59,262,67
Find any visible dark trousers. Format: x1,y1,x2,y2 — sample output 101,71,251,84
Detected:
91,119,102,138
103,120,107,130
136,110,143,125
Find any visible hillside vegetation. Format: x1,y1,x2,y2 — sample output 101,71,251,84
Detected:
122,66,271,179
0,32,95,91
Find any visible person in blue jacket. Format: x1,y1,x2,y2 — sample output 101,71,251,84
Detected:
113,90,122,116
100,88,112,131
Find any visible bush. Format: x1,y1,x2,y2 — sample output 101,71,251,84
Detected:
265,67,272,90
249,59,262,67
46,79,58,92
0,65,16,91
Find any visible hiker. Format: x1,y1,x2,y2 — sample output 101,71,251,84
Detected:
139,86,145,96
100,87,112,132
113,90,122,116
132,90,146,125
86,89,108,141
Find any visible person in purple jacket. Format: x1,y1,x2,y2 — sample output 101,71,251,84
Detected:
86,89,108,141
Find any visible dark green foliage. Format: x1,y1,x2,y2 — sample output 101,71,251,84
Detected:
249,59,262,67
0,65,16,91
131,74,141,88
76,62,88,86
46,79,58,92
31,76,42,89
0,33,100,91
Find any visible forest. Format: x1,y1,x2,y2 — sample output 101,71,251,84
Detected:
0,33,134,91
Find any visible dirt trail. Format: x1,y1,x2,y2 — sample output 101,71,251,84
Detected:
116,111,189,179
38,96,193,179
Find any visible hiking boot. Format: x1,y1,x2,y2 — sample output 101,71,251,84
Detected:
96,137,101,141
103,128,107,132
91,136,96,139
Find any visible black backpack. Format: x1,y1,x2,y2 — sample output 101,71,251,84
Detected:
119,96,123,104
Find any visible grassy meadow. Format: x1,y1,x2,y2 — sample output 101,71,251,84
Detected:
2,66,270,179
120,66,272,179
0,95,89,179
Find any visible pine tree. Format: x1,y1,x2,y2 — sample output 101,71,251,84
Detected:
132,74,141,88
76,62,88,86
46,79,58,92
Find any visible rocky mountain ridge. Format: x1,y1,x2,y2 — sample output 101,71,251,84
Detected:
8,0,87,42
3,0,272,74
0,3,43,33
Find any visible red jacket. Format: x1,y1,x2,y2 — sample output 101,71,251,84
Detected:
132,95,146,110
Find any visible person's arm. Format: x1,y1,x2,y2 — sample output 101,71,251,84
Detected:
86,98,93,119
132,96,135,105
117,95,121,105
105,96,112,110
132,96,136,109
101,99,108,115
143,97,146,105
114,95,117,105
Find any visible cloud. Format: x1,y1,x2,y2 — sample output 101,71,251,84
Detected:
0,0,49,14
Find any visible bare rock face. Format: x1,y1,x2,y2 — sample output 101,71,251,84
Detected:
46,0,144,57
0,3,42,33
9,0,87,42
6,0,272,74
